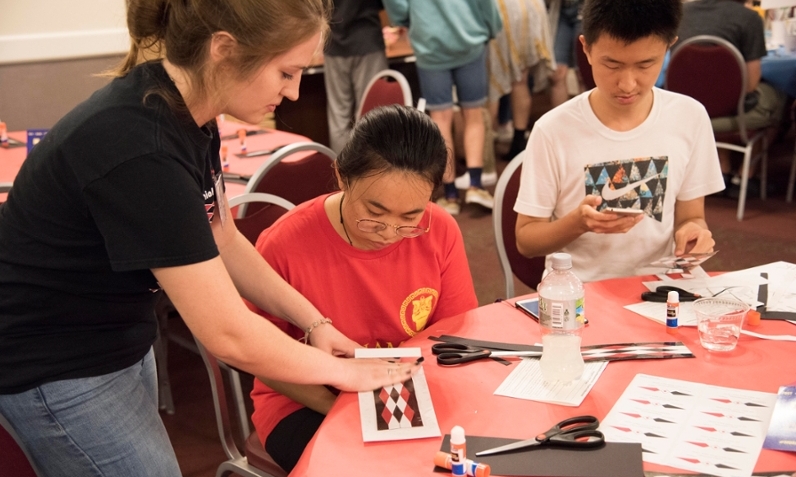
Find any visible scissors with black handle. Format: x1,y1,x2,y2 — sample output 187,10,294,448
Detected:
640,285,701,303
475,415,605,457
431,343,542,366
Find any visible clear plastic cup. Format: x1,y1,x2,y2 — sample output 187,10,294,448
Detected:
693,297,750,352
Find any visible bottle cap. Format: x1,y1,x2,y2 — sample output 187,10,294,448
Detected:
667,290,679,303
550,252,572,270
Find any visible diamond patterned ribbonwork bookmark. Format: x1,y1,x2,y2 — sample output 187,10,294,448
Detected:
376,379,423,429
355,347,440,442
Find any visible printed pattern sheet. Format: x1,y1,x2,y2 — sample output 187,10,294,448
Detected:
601,374,777,477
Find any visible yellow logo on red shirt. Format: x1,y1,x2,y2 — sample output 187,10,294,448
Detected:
399,288,438,337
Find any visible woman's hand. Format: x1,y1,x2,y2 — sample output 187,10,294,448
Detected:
309,322,360,357
331,357,423,393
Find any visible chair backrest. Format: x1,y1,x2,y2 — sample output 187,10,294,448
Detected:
229,193,295,245
242,142,336,217
574,37,596,90
194,338,287,477
356,69,413,121
666,35,749,139
0,414,41,477
493,155,546,298
0,181,11,204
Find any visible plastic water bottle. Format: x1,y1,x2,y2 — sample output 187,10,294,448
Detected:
538,253,585,383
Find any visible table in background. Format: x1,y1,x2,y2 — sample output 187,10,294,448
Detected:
216,121,311,180
292,275,796,476
762,52,796,98
0,125,311,204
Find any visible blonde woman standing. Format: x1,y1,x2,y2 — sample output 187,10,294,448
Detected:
0,1,420,475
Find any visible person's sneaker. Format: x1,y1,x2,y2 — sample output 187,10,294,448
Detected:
436,197,461,215
454,171,498,189
465,187,494,209
495,120,513,143
725,176,778,199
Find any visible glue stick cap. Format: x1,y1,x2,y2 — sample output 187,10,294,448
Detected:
474,462,491,477
667,290,679,303
746,309,761,326
451,426,465,444
434,451,450,468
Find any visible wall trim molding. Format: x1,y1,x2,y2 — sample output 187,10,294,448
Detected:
0,28,128,65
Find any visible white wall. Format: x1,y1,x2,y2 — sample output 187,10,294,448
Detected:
0,0,128,65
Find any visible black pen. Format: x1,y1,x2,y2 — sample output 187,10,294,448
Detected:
220,129,268,141
235,144,289,158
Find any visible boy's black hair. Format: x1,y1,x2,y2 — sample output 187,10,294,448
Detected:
337,105,448,189
581,0,682,46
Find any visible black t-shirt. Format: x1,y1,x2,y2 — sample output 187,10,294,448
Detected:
0,61,221,393
678,0,766,62
326,0,385,57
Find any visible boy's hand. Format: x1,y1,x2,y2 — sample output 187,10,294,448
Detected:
575,195,644,234
674,221,714,255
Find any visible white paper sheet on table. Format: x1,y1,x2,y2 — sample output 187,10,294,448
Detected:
643,261,796,310
766,268,796,313
355,347,440,442
494,358,608,406
601,374,777,477
625,301,699,327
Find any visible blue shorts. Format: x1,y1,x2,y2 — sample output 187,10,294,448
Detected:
416,49,488,111
554,3,582,67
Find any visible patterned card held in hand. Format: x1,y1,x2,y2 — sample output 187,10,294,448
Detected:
647,252,718,273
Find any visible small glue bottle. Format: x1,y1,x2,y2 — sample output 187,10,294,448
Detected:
238,129,247,152
450,426,466,477
666,290,679,334
221,144,229,172
0,121,8,147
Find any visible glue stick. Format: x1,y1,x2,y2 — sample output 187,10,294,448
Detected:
0,122,8,147
238,129,247,152
434,451,490,477
450,426,467,477
666,290,679,334
221,144,229,171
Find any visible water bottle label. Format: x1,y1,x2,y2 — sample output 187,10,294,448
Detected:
539,297,585,330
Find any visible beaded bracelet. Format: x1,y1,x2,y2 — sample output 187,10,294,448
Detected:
300,318,332,344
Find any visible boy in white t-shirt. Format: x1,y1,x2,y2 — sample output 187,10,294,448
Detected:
514,0,725,283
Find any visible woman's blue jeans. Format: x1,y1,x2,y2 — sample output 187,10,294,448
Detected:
0,348,181,477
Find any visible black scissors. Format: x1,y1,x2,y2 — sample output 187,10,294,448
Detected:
431,343,542,366
640,285,701,303
475,415,605,457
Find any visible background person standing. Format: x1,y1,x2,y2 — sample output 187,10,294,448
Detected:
384,0,503,215
324,0,389,154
